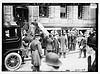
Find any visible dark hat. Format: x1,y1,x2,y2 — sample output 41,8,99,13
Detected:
31,22,36,25
87,34,97,51
31,22,34,24
44,52,62,67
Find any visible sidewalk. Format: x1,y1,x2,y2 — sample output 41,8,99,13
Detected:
20,50,88,72
58,51,88,71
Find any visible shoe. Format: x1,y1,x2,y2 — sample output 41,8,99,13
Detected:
26,56,28,58
22,62,25,64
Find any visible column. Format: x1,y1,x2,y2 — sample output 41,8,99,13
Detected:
28,6,39,25
49,6,55,18
4,5,14,22
68,6,73,19
73,6,78,19
82,6,90,20
54,6,60,18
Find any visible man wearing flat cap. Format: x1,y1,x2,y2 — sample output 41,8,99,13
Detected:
30,33,43,71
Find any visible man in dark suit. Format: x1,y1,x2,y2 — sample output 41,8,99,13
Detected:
87,32,97,72
78,36,87,58
53,34,59,54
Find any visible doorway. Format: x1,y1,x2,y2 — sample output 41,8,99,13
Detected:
14,6,28,27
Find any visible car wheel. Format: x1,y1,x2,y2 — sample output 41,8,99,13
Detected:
5,53,22,71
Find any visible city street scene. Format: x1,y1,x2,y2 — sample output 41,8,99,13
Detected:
2,3,98,72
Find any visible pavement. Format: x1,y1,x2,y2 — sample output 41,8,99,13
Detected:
15,50,89,72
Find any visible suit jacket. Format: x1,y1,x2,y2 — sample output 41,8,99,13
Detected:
53,38,59,50
88,56,97,72
79,38,87,50
46,38,54,51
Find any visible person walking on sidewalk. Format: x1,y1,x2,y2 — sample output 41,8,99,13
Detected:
30,34,43,71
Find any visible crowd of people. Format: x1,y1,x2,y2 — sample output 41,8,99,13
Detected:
20,19,97,72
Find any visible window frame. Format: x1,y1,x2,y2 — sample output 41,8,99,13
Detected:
60,5,67,19
39,6,49,18
4,27,19,41
78,5,83,19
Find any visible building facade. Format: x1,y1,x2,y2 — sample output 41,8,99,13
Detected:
3,3,97,29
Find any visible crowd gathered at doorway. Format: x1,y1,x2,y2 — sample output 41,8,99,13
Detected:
21,19,97,72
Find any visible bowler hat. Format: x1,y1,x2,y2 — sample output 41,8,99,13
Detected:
44,52,62,67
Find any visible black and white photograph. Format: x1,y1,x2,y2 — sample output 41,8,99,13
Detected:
1,1,98,72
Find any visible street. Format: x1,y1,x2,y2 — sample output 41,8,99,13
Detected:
2,3,97,72
15,50,88,72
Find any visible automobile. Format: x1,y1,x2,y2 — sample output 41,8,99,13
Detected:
2,25,25,71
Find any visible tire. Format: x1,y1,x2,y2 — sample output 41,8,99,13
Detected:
5,53,22,71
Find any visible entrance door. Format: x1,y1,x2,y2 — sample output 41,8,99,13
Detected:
15,6,28,27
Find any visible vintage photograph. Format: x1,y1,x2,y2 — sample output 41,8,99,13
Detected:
2,3,98,72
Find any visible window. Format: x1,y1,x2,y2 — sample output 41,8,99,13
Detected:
13,6,28,24
78,5,83,19
60,5,67,18
4,28,18,39
39,6,49,17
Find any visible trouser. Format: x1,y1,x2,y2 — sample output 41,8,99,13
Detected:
22,56,24,63
32,65,40,71
72,43,76,51
47,50,55,53
31,51,40,71
88,56,91,71
44,48,46,55
68,43,72,51
79,49,86,58
23,47,29,58
55,47,59,54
